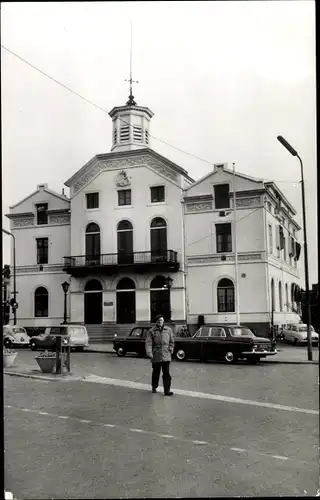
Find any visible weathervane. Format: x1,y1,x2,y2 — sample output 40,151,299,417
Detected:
125,20,139,106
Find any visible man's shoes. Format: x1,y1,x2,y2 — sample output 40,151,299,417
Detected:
164,391,174,396
152,388,157,393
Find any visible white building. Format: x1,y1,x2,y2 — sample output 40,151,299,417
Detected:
6,91,302,340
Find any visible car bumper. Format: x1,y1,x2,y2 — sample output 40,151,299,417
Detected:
11,342,30,347
242,349,278,357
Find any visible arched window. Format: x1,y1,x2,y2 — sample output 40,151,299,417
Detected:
285,283,288,312
116,278,136,323
150,217,167,262
271,279,275,312
34,287,48,317
117,220,133,264
150,275,171,321
116,278,136,290
217,278,235,313
85,223,100,265
85,279,103,292
279,281,283,312
84,279,103,324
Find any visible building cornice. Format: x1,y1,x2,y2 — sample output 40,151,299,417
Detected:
6,212,34,219
109,104,154,119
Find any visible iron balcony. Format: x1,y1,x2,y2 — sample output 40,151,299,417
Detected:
63,251,179,277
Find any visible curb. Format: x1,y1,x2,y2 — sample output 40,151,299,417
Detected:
4,371,84,382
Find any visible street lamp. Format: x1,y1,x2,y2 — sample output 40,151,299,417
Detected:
61,281,70,324
277,135,312,361
2,229,17,325
165,276,173,321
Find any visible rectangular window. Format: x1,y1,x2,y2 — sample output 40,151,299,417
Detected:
283,236,286,261
216,223,232,253
268,224,273,254
86,192,99,209
36,238,48,264
36,203,48,225
150,186,165,203
214,184,230,209
133,125,142,142
118,189,131,206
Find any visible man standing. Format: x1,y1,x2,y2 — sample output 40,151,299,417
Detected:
145,314,175,396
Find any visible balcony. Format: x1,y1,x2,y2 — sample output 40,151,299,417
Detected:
63,251,180,277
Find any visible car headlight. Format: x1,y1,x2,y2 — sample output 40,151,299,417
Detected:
114,334,117,338
253,344,258,351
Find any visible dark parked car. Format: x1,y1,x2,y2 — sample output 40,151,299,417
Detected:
113,324,277,364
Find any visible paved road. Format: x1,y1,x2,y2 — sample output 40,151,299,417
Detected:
10,350,319,410
4,372,319,498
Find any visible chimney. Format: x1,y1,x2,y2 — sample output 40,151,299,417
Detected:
62,188,65,196
214,163,228,170
37,183,48,190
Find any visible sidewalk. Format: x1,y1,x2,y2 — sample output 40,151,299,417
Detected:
84,342,319,364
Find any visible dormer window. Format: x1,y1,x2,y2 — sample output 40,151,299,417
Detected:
36,203,48,225
133,125,142,142
120,125,130,142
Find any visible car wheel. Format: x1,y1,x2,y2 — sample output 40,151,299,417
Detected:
225,351,237,364
4,338,12,348
116,347,126,357
30,341,37,351
176,349,186,361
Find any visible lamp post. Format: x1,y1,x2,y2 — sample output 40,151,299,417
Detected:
165,276,173,321
277,135,312,361
2,229,17,325
61,281,70,324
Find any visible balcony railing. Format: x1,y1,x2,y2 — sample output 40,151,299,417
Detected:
63,251,179,276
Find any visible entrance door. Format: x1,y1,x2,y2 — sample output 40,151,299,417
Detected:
84,292,103,324
116,291,136,323
150,290,170,322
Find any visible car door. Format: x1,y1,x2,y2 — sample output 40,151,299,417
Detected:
41,328,57,350
205,327,227,360
190,327,211,360
124,328,143,354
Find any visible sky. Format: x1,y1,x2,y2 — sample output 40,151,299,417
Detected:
1,1,317,283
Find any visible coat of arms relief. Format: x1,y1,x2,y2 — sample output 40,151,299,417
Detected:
115,170,131,187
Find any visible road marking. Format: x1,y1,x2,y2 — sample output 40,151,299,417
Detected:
39,411,49,415
84,374,318,416
4,404,316,466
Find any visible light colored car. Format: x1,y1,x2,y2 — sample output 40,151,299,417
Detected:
3,325,30,348
30,324,89,352
282,324,318,345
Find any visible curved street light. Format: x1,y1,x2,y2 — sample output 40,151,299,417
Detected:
277,135,312,361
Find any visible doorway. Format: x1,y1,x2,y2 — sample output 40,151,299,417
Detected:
84,279,103,324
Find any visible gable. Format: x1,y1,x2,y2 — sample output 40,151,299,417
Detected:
185,166,264,198
65,148,194,197
8,184,70,216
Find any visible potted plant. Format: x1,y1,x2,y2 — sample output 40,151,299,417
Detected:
35,350,56,373
3,348,18,368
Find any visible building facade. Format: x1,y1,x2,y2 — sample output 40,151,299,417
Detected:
5,93,302,339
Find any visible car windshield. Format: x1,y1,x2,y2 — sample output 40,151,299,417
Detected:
229,327,255,338
13,327,26,334
298,325,314,332
68,326,86,336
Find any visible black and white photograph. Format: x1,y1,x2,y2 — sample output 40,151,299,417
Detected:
2,1,318,498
